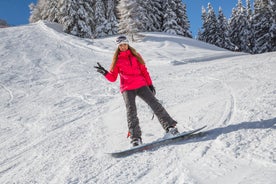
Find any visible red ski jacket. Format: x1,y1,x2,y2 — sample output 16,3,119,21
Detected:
105,49,153,92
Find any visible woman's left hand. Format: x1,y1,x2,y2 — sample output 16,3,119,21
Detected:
149,85,156,96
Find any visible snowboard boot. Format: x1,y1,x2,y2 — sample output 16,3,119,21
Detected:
166,126,180,137
131,137,143,147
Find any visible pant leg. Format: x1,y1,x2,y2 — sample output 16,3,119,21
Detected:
122,90,142,139
137,86,177,130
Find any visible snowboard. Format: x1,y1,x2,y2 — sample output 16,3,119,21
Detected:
108,125,207,158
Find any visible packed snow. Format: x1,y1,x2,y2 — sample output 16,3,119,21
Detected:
0,21,275,184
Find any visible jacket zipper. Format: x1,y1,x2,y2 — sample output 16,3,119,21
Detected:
128,55,132,67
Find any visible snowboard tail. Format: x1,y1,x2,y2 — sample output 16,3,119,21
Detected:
108,125,207,158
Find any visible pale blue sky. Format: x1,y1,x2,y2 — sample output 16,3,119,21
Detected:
0,0,246,37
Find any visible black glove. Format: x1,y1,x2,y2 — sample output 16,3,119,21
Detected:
149,85,156,96
94,62,108,76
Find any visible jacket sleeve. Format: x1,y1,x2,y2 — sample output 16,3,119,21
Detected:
137,53,153,86
105,65,119,82
139,62,153,86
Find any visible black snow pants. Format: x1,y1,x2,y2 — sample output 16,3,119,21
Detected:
122,86,177,140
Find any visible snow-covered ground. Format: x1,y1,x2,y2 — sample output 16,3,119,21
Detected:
0,21,275,184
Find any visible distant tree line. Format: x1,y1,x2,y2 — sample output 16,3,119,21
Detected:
198,0,276,54
0,19,9,28
29,0,275,54
29,0,192,40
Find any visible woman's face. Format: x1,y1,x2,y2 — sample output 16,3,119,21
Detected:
118,44,129,52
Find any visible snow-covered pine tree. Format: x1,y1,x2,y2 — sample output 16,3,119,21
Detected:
216,7,226,48
29,0,59,23
216,7,236,50
205,3,218,45
245,0,255,53
37,0,59,22
105,0,118,36
252,0,272,53
140,0,163,32
197,29,203,40
117,0,142,41
162,0,181,35
229,4,241,51
246,0,253,16
29,0,95,38
94,0,108,38
137,0,161,32
237,0,251,52
134,0,150,32
60,0,94,38
151,0,164,31
174,1,192,37
269,0,276,51
197,6,207,42
29,1,43,23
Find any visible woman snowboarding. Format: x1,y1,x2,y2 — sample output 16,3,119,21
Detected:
94,35,179,147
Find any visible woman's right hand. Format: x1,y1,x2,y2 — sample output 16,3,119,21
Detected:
94,62,108,76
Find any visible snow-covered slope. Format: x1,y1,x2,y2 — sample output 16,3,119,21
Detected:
0,21,275,184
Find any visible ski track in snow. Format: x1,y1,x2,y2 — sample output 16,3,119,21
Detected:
205,77,235,125
0,22,275,184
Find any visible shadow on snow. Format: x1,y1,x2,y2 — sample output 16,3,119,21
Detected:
192,117,276,143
